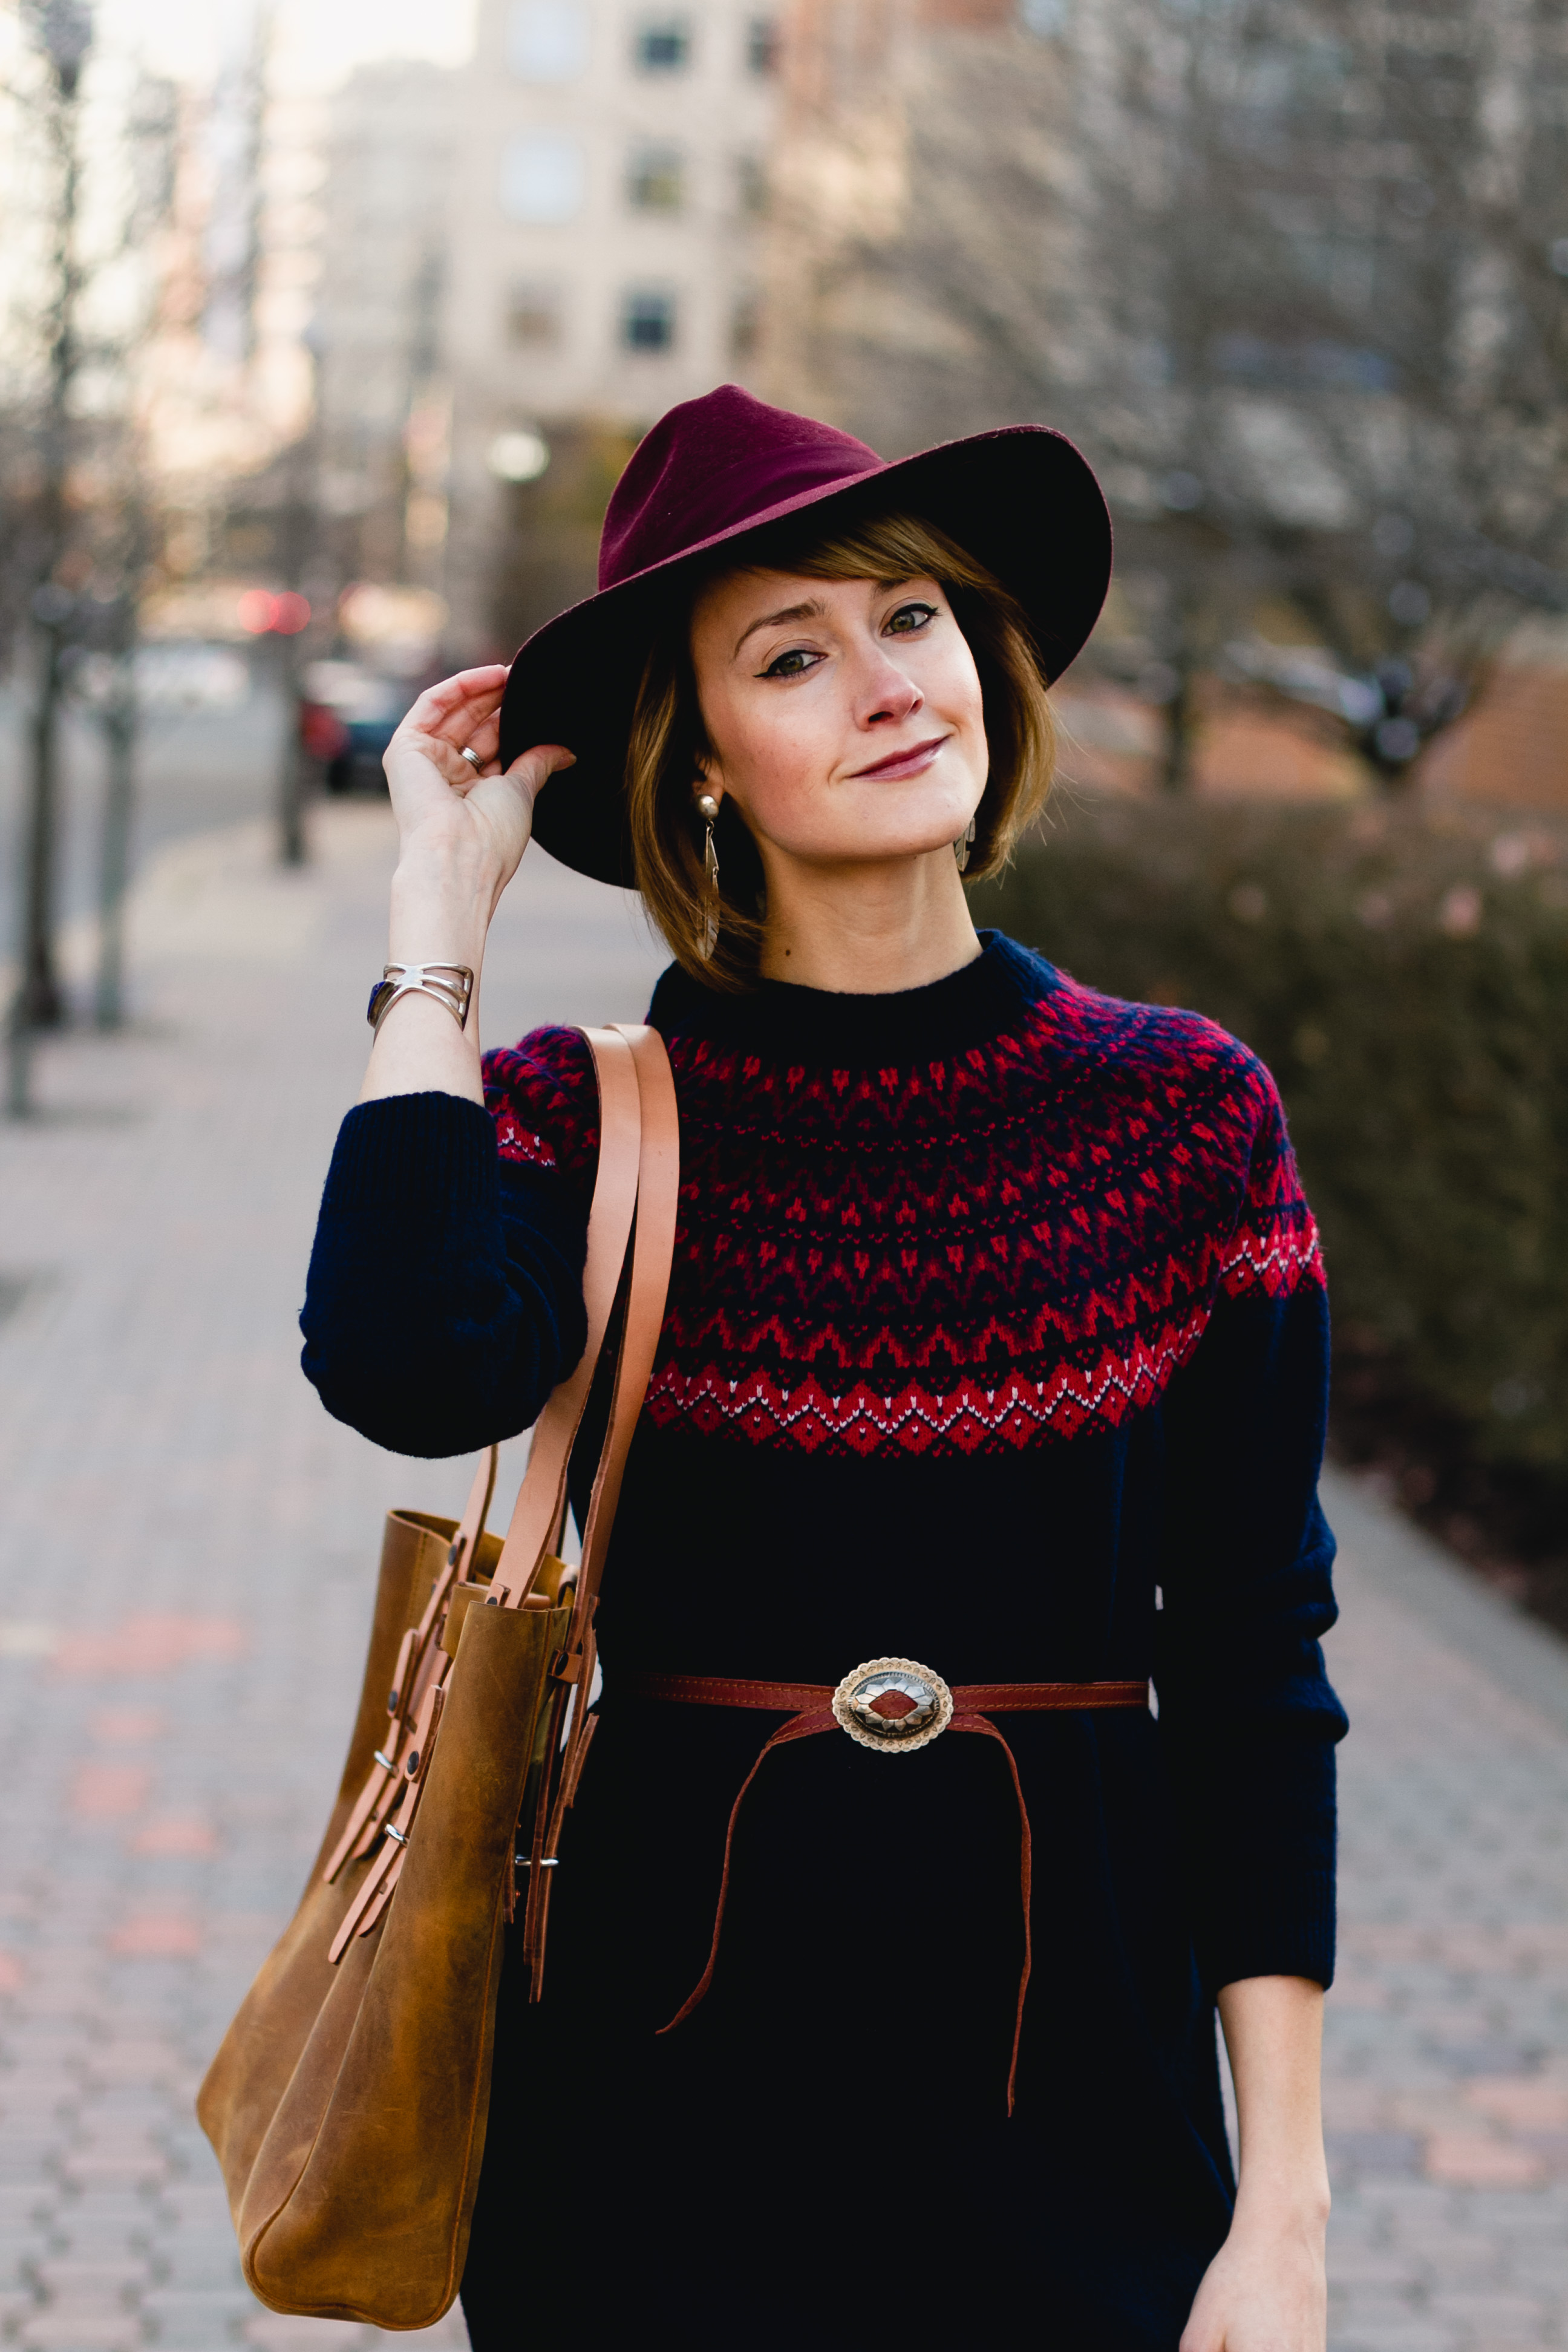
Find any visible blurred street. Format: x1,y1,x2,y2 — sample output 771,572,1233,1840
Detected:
0,669,290,969
0,807,1565,2352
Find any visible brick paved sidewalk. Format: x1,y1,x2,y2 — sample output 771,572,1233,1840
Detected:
1,806,1565,2350
0,806,665,2352
1322,1486,1568,2349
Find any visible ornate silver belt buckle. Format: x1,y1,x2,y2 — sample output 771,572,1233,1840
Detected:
831,1656,953,1754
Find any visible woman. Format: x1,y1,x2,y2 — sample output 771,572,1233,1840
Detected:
302,385,1344,2350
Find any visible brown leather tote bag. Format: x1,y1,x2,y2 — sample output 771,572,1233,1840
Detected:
197,1022,679,2329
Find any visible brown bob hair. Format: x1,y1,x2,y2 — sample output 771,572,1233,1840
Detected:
626,507,1057,991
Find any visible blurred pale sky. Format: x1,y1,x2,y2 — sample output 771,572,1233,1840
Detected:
98,0,478,90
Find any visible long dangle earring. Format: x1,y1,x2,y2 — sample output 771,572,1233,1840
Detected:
696,792,721,960
954,815,977,874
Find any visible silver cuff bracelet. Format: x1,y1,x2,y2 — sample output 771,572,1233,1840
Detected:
367,963,474,1036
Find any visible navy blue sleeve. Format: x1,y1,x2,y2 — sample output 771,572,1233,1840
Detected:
1154,1272,1347,1994
299,1090,589,1457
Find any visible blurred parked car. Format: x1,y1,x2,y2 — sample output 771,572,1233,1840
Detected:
300,661,410,794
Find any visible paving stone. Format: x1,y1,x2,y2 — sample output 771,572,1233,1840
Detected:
243,2323,368,2350
16,2323,146,2352
140,2285,256,2342
33,2264,152,2293
1328,2325,1459,2352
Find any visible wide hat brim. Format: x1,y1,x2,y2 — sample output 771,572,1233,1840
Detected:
500,423,1111,889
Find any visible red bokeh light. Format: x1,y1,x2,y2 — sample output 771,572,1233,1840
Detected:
236,589,312,636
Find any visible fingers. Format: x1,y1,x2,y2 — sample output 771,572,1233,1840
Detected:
506,743,577,794
387,666,573,812
401,665,511,744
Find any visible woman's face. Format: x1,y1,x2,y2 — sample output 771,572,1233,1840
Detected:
687,568,988,871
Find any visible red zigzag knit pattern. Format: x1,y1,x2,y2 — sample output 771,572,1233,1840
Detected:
483,962,1322,1460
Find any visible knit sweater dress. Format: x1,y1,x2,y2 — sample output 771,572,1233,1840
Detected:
301,932,1346,2351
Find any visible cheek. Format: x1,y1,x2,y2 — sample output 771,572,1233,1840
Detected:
932,638,987,735
705,682,831,812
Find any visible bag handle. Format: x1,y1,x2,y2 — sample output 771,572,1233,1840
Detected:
450,1021,679,1612
570,1022,681,1617
506,1021,679,1990
484,1024,650,1601
318,1028,673,1921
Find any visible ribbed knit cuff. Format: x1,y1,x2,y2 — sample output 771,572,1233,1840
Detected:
322,1093,498,1214
1197,1867,1337,1994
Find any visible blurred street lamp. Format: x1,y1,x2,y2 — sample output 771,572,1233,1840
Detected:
488,429,550,483
7,0,93,1117
94,588,137,1031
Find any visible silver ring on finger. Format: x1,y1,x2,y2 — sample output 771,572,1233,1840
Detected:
459,745,483,772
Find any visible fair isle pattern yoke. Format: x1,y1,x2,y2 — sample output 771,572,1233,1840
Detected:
482,942,1323,1459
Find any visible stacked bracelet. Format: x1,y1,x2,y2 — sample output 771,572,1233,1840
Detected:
367,963,475,1036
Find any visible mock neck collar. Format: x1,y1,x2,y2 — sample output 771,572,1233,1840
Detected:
648,932,1054,1065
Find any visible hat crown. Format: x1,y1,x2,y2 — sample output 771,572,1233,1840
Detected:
598,383,884,591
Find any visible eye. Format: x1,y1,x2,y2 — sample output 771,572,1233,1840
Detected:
760,645,825,679
884,601,938,636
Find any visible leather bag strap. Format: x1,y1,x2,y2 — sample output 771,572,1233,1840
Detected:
572,1022,681,1616
490,1025,645,1603
509,1021,681,1991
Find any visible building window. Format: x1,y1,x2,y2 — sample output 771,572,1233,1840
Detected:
736,152,768,216
508,0,590,79
627,142,685,212
500,131,586,223
746,16,779,74
634,17,690,72
622,288,676,351
506,279,564,345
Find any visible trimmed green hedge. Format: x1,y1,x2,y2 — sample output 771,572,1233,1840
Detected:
972,796,1568,1474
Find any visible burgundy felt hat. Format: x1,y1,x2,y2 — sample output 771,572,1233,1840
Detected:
499,382,1111,887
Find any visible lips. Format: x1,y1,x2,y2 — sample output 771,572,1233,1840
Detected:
849,734,950,782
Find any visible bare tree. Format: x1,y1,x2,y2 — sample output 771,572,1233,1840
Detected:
6,0,95,1112
762,0,1568,786
3,4,178,1107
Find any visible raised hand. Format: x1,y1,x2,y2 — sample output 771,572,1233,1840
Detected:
384,664,575,915
359,667,576,1108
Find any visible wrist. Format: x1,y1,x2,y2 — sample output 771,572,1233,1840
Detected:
393,817,503,903
1229,2166,1330,2239
389,857,495,968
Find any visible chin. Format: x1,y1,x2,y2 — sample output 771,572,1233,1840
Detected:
817,831,969,868
831,794,978,861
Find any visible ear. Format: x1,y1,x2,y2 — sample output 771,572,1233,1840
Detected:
693,760,725,810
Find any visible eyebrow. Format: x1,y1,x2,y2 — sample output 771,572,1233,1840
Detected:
728,578,932,661
733,597,829,659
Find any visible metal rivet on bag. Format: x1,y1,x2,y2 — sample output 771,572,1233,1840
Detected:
405,1750,419,1774
386,1690,400,1714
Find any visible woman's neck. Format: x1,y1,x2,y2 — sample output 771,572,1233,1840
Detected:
758,844,981,995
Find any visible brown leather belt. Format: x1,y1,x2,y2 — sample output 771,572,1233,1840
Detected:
623,1660,1150,2113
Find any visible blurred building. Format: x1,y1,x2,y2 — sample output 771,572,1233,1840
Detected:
440,0,781,653
1417,621,1568,814
756,0,1077,456
313,61,458,595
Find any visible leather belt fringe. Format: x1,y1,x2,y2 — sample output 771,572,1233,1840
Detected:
624,1670,1150,2114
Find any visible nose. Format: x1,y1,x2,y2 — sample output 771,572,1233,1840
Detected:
854,641,924,731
